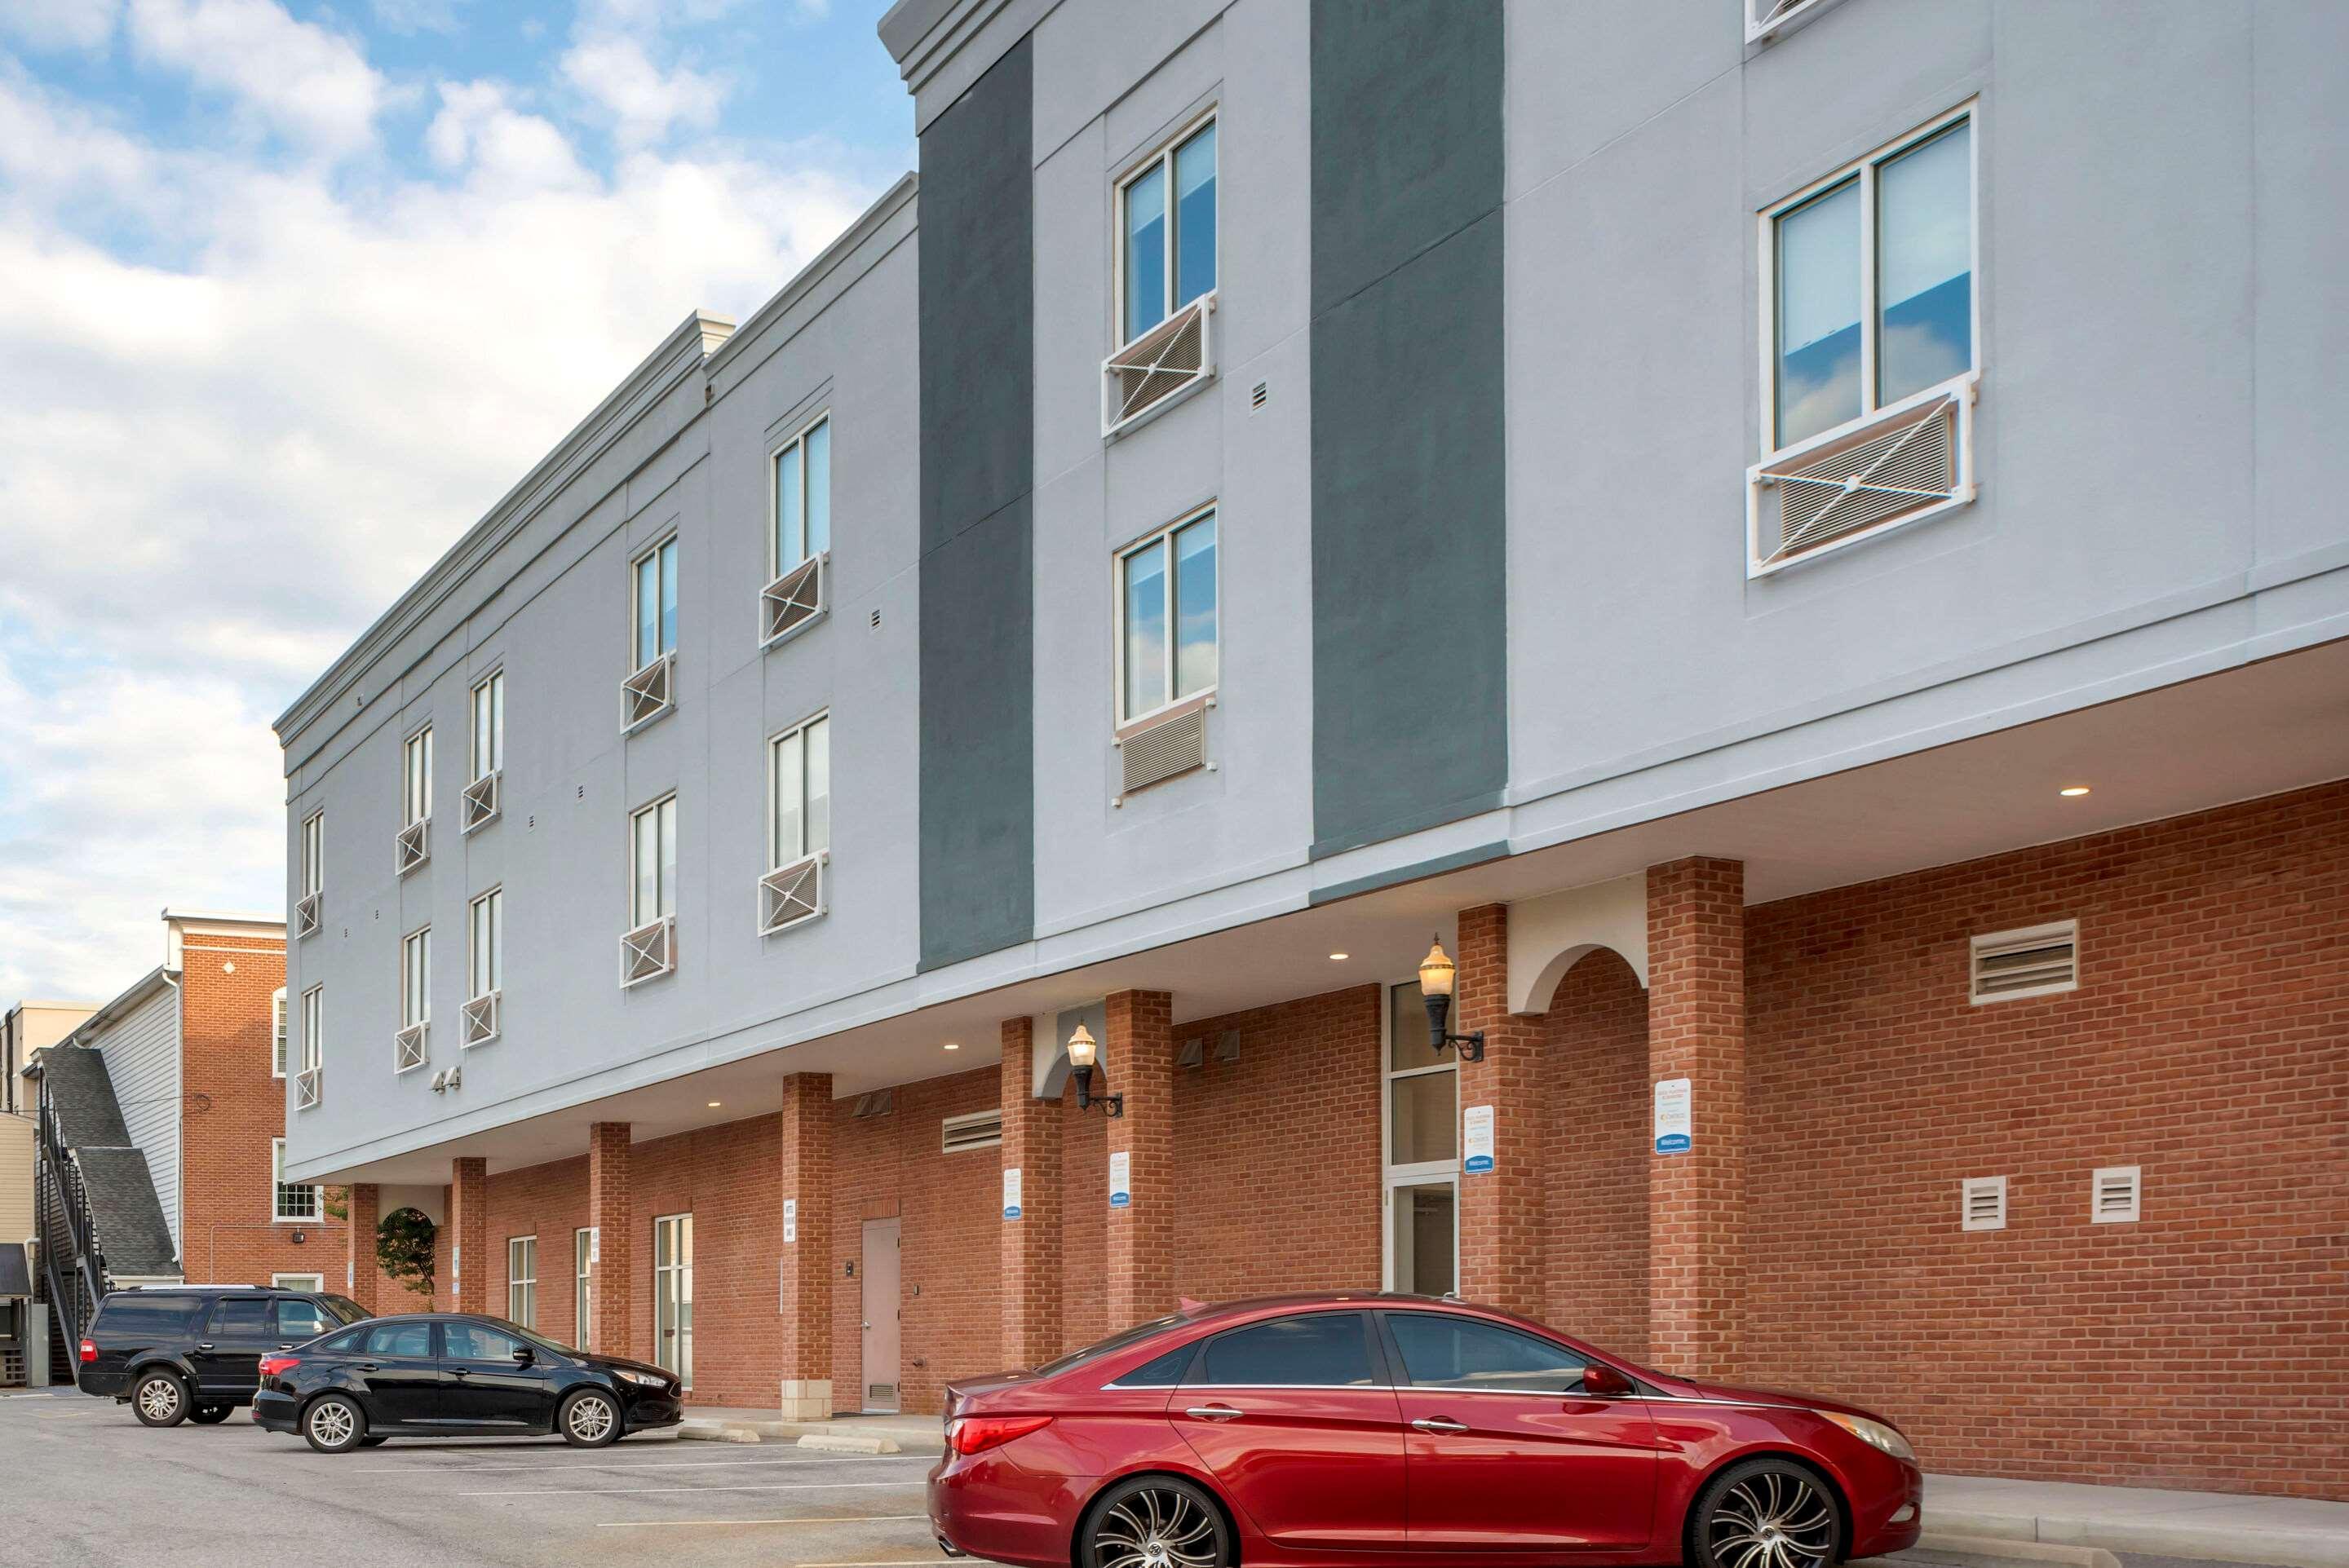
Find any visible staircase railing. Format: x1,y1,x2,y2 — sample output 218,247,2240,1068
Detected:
33,1098,106,1377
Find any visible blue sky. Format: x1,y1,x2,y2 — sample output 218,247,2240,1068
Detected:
0,0,913,1000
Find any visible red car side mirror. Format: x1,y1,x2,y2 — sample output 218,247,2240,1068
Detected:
1581,1363,1635,1398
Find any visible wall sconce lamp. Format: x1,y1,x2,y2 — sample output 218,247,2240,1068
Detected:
1065,1024,1124,1118
1418,937,1485,1062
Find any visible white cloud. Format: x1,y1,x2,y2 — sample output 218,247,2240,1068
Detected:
0,42,878,1001
124,0,387,155
560,29,725,148
0,0,122,52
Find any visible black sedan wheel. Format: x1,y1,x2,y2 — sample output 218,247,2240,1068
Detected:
1693,1458,1842,1568
1082,1475,1232,1568
189,1404,234,1425
560,1389,621,1447
131,1371,190,1428
303,1394,367,1454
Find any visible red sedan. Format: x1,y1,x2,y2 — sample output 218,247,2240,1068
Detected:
931,1294,1921,1568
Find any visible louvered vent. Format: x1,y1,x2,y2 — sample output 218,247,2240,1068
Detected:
1749,378,1975,574
1970,921,2078,1004
462,769,502,833
761,553,826,649
1175,1037,1205,1069
759,850,826,936
1118,705,1208,797
851,1089,893,1120
2090,1165,2141,1224
622,651,675,732
1960,1175,2007,1232
942,1109,1003,1154
1104,296,1214,435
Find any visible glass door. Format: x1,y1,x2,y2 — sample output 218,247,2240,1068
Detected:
653,1213,693,1386
1383,979,1460,1295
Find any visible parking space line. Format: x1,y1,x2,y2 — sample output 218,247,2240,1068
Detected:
599,1514,928,1529
460,1479,922,1497
356,1453,931,1474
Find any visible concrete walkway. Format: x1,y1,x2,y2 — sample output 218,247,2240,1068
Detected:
1927,1474,2349,1568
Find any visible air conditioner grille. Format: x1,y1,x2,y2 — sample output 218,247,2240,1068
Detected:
762,554,826,648
1121,706,1207,796
1104,297,1213,435
1970,921,2079,1003
942,1109,1003,1154
1771,398,1957,556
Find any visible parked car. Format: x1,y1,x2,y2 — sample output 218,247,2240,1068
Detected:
931,1293,1923,1568
78,1284,369,1427
252,1312,684,1453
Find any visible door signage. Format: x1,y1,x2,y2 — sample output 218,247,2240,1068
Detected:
784,1198,798,1243
1108,1151,1130,1208
1654,1077,1692,1155
1002,1166,1023,1221
586,1227,599,1264
1462,1105,1495,1174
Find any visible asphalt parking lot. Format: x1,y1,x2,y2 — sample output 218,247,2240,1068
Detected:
0,1389,948,1568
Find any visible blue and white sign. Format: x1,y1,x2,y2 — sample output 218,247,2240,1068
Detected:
1462,1105,1496,1174
784,1198,798,1244
1108,1151,1131,1208
1653,1077,1692,1155
1002,1167,1024,1221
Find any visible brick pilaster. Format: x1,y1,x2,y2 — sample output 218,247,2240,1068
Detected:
1000,1017,1063,1367
449,1156,489,1314
1104,990,1174,1332
1646,857,1745,1376
1453,904,1549,1317
778,1073,834,1419
586,1122,632,1357
346,1182,380,1312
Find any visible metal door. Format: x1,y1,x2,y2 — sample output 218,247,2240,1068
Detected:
859,1217,900,1413
653,1212,693,1386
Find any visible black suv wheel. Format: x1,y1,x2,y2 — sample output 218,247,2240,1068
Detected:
131,1370,190,1428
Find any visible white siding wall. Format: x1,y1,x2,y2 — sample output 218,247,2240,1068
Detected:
93,983,182,1251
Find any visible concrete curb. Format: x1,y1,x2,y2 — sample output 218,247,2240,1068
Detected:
676,1420,761,1443
798,1433,900,1455
675,1416,942,1455
1911,1531,2121,1568
1934,1508,2349,1568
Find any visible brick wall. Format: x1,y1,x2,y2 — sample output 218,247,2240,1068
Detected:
177,932,349,1288
1541,947,1650,1358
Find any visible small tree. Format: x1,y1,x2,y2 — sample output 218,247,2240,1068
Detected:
377,1207,437,1300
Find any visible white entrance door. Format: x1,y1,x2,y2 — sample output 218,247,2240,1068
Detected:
860,1217,900,1413
653,1212,693,1386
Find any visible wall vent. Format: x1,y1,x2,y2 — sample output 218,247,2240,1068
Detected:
942,1108,1003,1154
2091,1165,2141,1224
1117,704,1209,798
1969,920,2078,1004
1175,1037,1205,1070
1250,381,1267,411
851,1089,893,1120
1960,1175,2007,1232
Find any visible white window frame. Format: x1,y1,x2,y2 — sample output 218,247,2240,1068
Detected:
272,1137,321,1223
468,886,502,1000
272,1272,325,1292
1112,107,1219,356
630,533,679,673
272,987,288,1079
1380,976,1460,1294
298,984,323,1108
1754,104,1980,568
575,1227,595,1350
507,1235,538,1327
630,794,678,927
766,712,831,870
300,811,324,897
768,412,832,580
652,1212,692,1388
400,926,431,1031
1112,504,1220,728
401,722,433,827
469,669,504,780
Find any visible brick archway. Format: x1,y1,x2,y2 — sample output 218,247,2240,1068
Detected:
1541,947,1650,1362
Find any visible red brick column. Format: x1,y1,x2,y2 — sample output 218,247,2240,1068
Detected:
449,1157,489,1314
1104,991,1174,1332
1646,857,1745,1376
1454,904,1549,1318
778,1073,834,1419
586,1123,632,1358
345,1182,380,1311
1000,1017,1063,1367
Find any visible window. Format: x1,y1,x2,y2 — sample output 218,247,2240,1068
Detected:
1201,1313,1374,1388
575,1228,595,1351
300,811,323,897
273,1296,332,1338
91,1294,203,1336
470,670,503,780
768,714,830,868
630,796,678,926
469,889,502,1000
632,537,679,672
507,1236,538,1327
1768,111,1974,452
207,1296,273,1337
447,1322,528,1362
361,1320,434,1358
1117,508,1217,722
772,416,831,575
400,928,430,1030
271,987,288,1078
1118,114,1217,347
1109,1343,1199,1388
402,726,433,826
1384,980,1458,1296
297,986,323,1108
272,1138,320,1222
1384,1313,1590,1394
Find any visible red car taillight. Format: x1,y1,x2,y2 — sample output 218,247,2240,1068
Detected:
257,1355,301,1379
947,1414,1052,1456
77,1339,96,1363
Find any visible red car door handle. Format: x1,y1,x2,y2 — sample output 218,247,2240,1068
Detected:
1411,1416,1469,1433
1184,1405,1244,1421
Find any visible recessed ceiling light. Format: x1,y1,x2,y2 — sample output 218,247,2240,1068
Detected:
1329,952,1350,961
2059,785,2091,797
943,1040,960,1050
706,1100,722,1107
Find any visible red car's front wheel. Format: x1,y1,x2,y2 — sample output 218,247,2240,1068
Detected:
1692,1458,1843,1568
1082,1476,1232,1568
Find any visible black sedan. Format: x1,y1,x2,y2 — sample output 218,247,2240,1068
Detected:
252,1314,684,1453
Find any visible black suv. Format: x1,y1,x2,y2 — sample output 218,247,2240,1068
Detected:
78,1284,369,1426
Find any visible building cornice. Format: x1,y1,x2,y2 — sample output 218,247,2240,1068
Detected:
706,173,919,389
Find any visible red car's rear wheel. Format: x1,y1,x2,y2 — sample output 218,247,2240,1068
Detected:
1082,1476,1231,1568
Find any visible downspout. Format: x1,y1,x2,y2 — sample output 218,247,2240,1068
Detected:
164,970,184,1279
